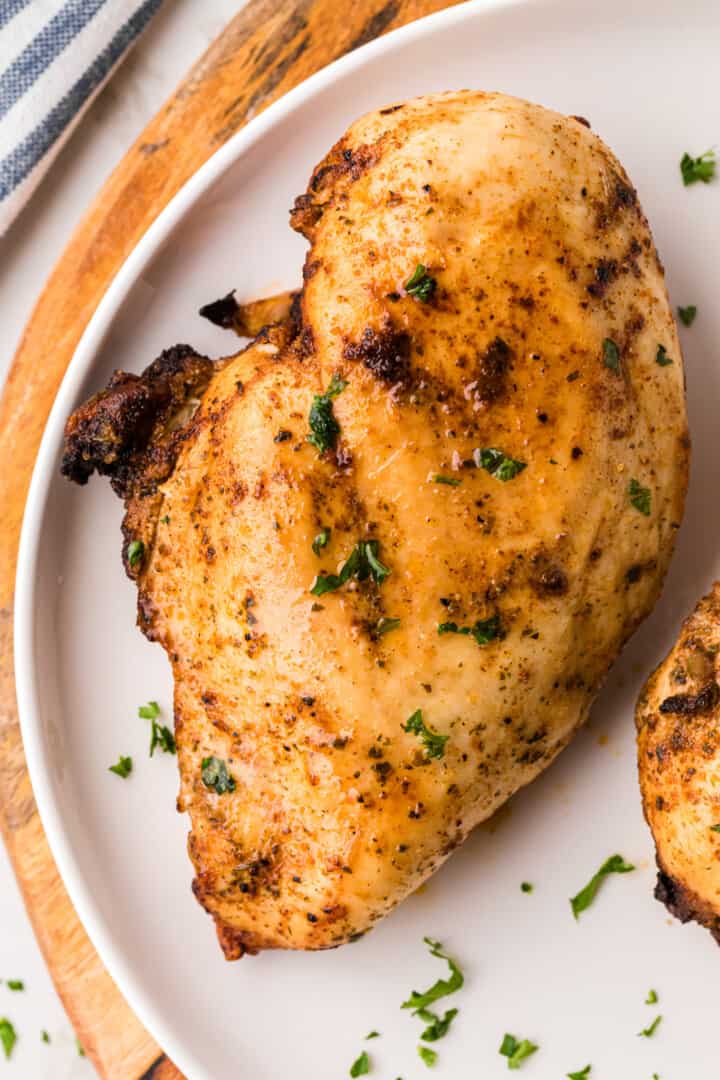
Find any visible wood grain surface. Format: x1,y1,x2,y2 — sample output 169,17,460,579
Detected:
0,1,460,1076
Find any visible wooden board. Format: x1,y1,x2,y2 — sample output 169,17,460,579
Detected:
0,0,460,1076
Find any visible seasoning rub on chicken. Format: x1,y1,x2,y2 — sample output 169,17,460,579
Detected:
637,584,720,942
62,91,688,959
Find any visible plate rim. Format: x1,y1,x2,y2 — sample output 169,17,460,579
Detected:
13,1,530,1075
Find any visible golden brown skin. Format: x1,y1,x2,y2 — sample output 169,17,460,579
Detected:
63,91,688,958
637,584,720,941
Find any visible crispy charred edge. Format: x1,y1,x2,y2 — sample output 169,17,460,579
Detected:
61,344,214,497
199,289,299,337
654,860,720,944
62,344,218,581
290,138,382,239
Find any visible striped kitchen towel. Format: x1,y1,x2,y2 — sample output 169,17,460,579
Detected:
0,0,165,235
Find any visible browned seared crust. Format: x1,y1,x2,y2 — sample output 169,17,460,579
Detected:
61,344,214,496
62,345,216,578
636,583,720,942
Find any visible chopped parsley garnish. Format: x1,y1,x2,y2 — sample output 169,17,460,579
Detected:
602,338,621,373
567,1067,591,1079
638,1015,662,1038
0,1019,16,1060
521,882,533,894
139,701,176,756
629,478,651,516
570,853,635,918
656,345,672,367
307,373,348,454
680,149,716,186
375,616,401,636
401,937,464,1011
417,1006,458,1042
150,720,176,756
161,514,170,525
402,710,448,760
365,1031,380,1040
108,755,132,779
350,1050,370,1076
499,1033,539,1069
41,1030,50,1043
438,615,501,646
433,474,462,486
405,264,437,303
201,756,236,795
678,304,697,327
711,824,720,833
312,527,331,555
311,540,390,596
645,989,658,1004
418,1045,438,1067
76,1037,85,1056
473,447,526,482
5,982,23,993
127,539,145,568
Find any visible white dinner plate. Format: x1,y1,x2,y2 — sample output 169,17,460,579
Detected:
15,0,720,1076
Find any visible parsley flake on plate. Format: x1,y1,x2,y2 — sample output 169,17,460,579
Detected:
201,756,236,795
629,478,651,516
521,882,533,894
645,989,658,1004
438,615,501,646
401,937,464,1012
0,1019,16,1060
149,720,176,757
417,1006,458,1042
567,1066,591,1079
570,853,635,918
677,305,697,327
108,756,132,779
638,1015,662,1038
311,540,390,596
418,1045,438,1067
41,1030,50,1044
139,701,176,756
365,1031,380,1040
5,982,23,992
350,1050,370,1076
402,711,448,760
680,149,716,186
307,373,348,454
405,264,437,302
499,1033,539,1069
473,446,526,482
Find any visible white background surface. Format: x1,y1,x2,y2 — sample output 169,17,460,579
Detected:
0,2,244,1075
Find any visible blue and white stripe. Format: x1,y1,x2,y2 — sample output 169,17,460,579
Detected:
0,0,164,234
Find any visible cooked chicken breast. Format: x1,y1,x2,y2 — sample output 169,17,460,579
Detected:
62,90,688,958
637,584,720,941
